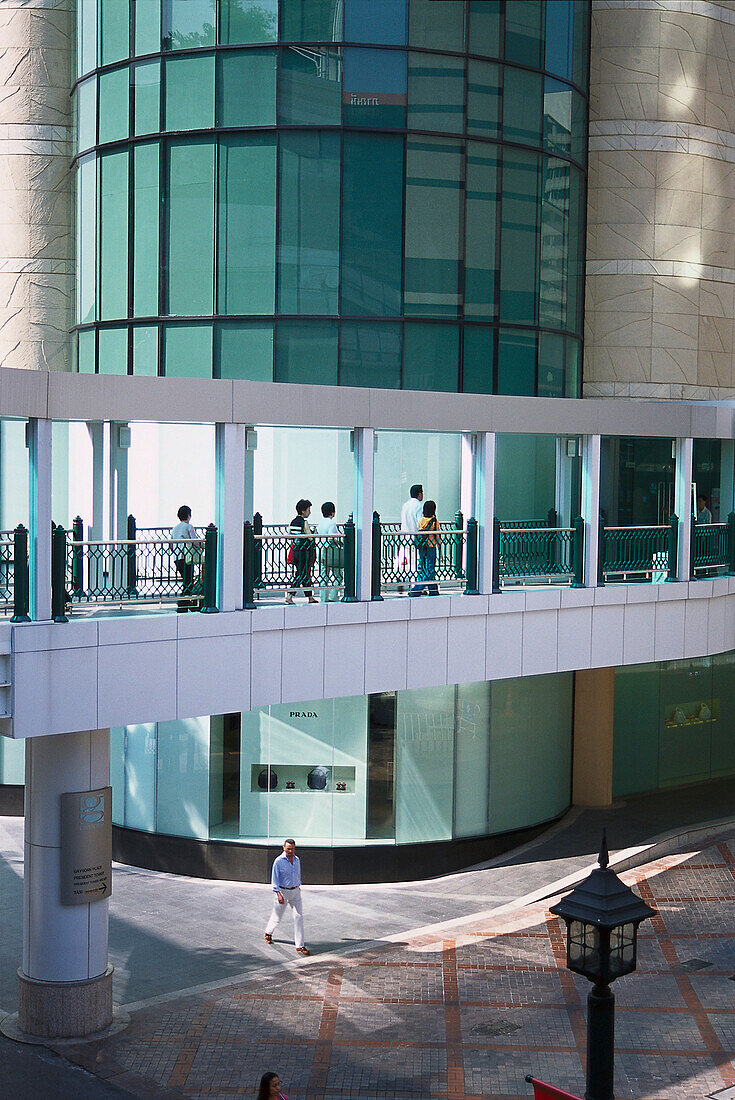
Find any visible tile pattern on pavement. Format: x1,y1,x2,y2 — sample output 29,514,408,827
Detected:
52,836,735,1099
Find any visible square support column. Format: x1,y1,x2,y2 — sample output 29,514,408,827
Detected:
582,434,602,587
352,427,375,601
675,436,693,581
215,422,247,612
28,419,52,621
108,422,129,541
476,431,496,593
460,432,476,524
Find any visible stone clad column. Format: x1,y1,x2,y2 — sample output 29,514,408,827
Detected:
0,1,72,373
585,1,735,400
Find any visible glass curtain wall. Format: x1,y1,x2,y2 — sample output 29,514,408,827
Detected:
73,0,589,394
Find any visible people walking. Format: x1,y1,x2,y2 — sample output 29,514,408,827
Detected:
264,839,310,955
316,501,343,602
170,505,202,612
285,500,318,604
410,499,440,596
256,1071,288,1099
396,483,424,589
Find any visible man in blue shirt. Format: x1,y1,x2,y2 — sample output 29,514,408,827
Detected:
264,839,310,955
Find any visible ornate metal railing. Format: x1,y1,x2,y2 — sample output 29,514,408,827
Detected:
691,521,729,576
495,519,583,587
371,511,478,598
599,516,677,584
51,520,218,619
243,517,355,604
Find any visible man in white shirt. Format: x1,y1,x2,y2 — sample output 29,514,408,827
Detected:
316,501,342,602
396,484,424,591
264,839,310,955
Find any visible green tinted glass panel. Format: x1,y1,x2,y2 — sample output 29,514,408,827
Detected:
462,326,494,393
503,67,542,146
567,167,583,332
545,0,573,82
278,46,342,125
500,149,539,323
712,651,735,775
565,339,580,397
343,49,407,129
341,133,403,317
544,78,572,159
134,60,160,135
163,324,213,376
99,151,129,320
217,49,276,126
345,0,407,44
538,332,565,398
98,326,128,374
135,0,161,53
78,329,96,373
467,60,499,138
165,54,215,130
275,321,338,384
100,0,129,65
403,323,459,392
468,1,500,58
278,132,340,314
613,663,660,796
505,0,542,67
340,322,401,388
497,327,536,395
280,0,342,41
98,66,130,145
132,325,158,375
166,141,215,314
465,142,498,319
133,142,159,316
409,0,465,52
658,658,713,786
216,322,273,380
78,0,97,75
407,54,464,134
572,91,587,166
163,0,215,48
77,76,97,151
539,157,568,329
405,137,462,317
220,0,278,42
77,154,96,324
218,136,276,314
573,0,589,88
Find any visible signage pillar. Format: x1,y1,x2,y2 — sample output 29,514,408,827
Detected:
18,729,112,1039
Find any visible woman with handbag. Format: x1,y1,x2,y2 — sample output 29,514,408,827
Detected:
409,500,440,597
285,499,318,604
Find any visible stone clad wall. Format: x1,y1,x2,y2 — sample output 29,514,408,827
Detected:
585,0,735,399
0,0,72,372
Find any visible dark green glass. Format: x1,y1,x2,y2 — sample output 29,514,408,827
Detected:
166,140,215,315
543,78,572,160
468,0,500,59
275,321,339,384
220,0,278,43
217,49,276,127
503,67,542,146
98,66,130,145
573,0,589,89
343,48,407,129
163,0,215,49
539,157,568,330
403,323,459,392
341,133,403,317
544,0,573,82
218,136,276,314
537,332,565,398
408,53,465,134
99,151,129,321
497,328,536,396
409,0,465,52
565,338,580,397
504,0,542,67
467,60,499,139
163,324,213,376
165,54,215,130
465,142,498,319
278,47,342,126
280,0,342,42
499,149,539,324
405,137,462,317
278,132,340,314
462,326,494,393
216,322,274,380
340,322,401,388
567,166,584,331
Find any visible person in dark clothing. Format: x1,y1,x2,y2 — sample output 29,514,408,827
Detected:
285,499,318,604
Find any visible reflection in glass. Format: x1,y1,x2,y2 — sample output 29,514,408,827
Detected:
467,60,499,139
409,0,465,52
133,326,159,376
165,54,215,131
340,322,402,388
500,149,539,324
468,0,500,59
166,141,215,315
220,0,278,43
463,326,494,394
280,0,343,42
539,157,569,329
135,0,161,55
278,46,342,126
77,155,96,325
538,332,566,398
497,327,536,396
100,0,129,65
134,60,160,136
465,142,498,319
133,142,160,317
405,137,463,317
275,321,338,385
395,685,454,844
343,48,407,129
503,67,542,146
408,53,465,134
163,324,213,377
544,78,573,159
76,76,96,152
545,0,573,82
99,151,129,321
403,323,459,392
505,0,542,67
345,0,408,44
78,0,97,75
218,136,276,314
99,66,130,145
217,49,276,127
216,322,274,380
163,0,215,49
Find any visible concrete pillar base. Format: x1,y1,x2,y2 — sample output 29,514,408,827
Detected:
17,964,113,1039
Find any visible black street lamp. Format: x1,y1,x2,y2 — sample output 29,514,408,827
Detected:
549,832,656,1100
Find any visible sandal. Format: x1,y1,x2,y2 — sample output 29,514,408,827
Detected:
264,932,273,944
296,946,310,956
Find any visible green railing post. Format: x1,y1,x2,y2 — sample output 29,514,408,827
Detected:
242,521,256,609
728,512,735,575
200,523,219,613
11,524,30,622
666,513,678,581
51,524,68,623
492,517,501,592
253,511,263,588
572,516,584,587
453,510,463,578
71,516,84,599
598,515,606,586
466,517,479,595
547,508,558,528
371,511,383,601
126,513,138,596
342,514,357,602
690,514,696,579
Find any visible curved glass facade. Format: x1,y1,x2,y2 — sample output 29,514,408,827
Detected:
74,0,589,396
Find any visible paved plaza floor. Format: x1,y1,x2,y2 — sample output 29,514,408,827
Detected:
2,782,735,1098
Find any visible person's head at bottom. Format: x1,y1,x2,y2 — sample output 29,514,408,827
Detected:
257,1071,284,1099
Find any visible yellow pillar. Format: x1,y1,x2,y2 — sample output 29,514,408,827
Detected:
572,668,615,807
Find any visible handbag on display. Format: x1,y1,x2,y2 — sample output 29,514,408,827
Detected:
258,768,278,790
307,765,329,790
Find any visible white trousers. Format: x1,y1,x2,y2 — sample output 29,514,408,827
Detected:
265,887,304,948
